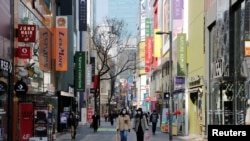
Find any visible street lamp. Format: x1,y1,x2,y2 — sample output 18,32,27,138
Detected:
156,31,173,141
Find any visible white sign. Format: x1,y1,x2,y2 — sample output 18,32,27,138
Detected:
85,64,92,88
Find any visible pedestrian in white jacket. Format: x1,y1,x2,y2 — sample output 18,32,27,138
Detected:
245,99,250,125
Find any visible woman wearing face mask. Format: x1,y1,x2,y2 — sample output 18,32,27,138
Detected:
133,108,148,141
116,108,131,141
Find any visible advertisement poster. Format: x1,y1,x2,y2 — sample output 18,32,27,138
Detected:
34,105,48,137
87,108,93,122
60,112,68,124
20,103,34,141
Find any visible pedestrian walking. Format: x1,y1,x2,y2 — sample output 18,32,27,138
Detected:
92,111,100,132
68,111,77,139
104,110,109,122
116,108,131,141
133,108,149,141
110,111,115,126
150,110,159,135
245,99,250,125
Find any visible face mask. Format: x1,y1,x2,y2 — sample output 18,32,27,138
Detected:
138,111,141,114
122,111,126,114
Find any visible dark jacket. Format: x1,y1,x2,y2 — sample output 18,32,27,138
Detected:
68,112,77,127
92,114,100,129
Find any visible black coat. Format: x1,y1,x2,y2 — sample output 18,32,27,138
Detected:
92,114,100,129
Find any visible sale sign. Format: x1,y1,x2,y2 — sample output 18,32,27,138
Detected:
18,24,36,42
19,103,33,141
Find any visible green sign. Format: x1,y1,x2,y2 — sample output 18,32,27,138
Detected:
75,51,85,91
145,18,152,37
177,33,187,76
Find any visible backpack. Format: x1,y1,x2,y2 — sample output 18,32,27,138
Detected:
151,114,158,123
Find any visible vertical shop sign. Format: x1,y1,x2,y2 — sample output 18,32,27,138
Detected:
173,0,183,19
55,16,68,71
79,0,87,31
139,42,146,74
19,103,33,141
90,57,95,82
39,28,52,71
177,33,187,76
145,18,151,37
85,64,92,88
154,29,162,57
145,37,153,72
75,51,85,91
18,24,36,42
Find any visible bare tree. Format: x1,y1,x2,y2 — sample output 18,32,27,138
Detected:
91,17,136,117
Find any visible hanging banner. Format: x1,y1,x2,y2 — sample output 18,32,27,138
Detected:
90,57,95,82
19,103,33,141
85,64,92,88
39,28,52,71
154,28,162,57
75,51,85,92
145,36,153,72
79,0,87,31
55,16,68,71
139,42,146,75
177,33,187,76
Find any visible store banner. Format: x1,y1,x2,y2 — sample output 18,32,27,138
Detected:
19,103,33,141
17,46,32,59
177,33,187,76
79,0,87,31
154,29,162,57
39,28,52,71
85,64,92,88
18,24,36,42
139,42,146,75
55,16,68,71
145,36,153,72
93,75,99,89
145,18,152,37
173,0,183,19
90,57,95,82
75,51,85,92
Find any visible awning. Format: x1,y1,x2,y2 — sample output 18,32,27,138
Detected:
188,87,202,94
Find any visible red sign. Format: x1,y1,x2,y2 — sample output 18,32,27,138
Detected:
20,103,33,141
145,37,153,72
87,108,93,122
18,24,36,42
18,46,32,59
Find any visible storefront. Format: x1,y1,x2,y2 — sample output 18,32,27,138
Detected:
0,0,13,140
208,0,249,125
13,0,55,140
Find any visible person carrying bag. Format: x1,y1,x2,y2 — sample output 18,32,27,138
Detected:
116,108,131,141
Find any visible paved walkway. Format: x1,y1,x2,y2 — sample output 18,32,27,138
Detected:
56,119,207,141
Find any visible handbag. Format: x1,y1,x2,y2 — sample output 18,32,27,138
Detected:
144,131,150,141
116,131,120,141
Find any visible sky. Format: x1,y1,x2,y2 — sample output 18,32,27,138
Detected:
95,0,108,24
